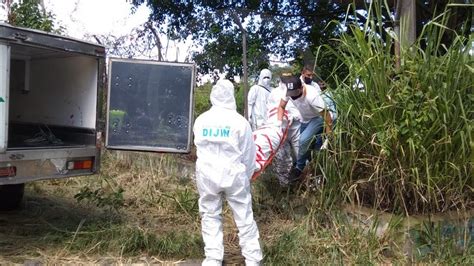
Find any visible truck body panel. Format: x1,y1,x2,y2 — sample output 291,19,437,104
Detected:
0,23,104,187
106,58,195,153
0,23,195,191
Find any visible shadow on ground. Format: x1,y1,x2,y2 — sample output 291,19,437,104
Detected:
0,190,120,263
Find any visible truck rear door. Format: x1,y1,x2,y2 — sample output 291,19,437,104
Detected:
0,43,8,153
106,58,195,152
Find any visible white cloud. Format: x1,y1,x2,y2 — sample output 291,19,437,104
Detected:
1,1,195,62
45,0,149,38
45,0,193,62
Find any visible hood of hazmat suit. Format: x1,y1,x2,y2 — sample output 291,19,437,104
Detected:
257,68,272,89
210,79,237,110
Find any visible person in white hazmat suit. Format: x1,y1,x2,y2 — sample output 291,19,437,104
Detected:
193,79,263,266
247,68,272,130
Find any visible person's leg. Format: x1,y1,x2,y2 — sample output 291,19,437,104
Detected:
295,116,324,171
288,119,301,162
225,176,262,265
196,175,224,265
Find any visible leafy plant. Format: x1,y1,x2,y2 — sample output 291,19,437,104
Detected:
194,81,246,117
163,188,199,218
193,83,212,118
74,179,125,211
320,2,473,214
7,0,63,33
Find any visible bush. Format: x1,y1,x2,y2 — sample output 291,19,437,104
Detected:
194,81,246,117
320,5,473,214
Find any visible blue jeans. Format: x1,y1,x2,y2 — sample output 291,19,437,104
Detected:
295,116,324,171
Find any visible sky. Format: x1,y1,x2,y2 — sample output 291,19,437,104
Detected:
0,0,286,80
45,0,149,38
0,0,220,82
28,0,192,62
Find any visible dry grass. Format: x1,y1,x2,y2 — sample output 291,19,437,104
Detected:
0,150,471,264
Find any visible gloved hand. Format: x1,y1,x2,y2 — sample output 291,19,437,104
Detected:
320,138,329,150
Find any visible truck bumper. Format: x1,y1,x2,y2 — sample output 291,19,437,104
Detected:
0,146,99,185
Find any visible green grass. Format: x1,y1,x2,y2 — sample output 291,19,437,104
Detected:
1,150,471,264
1,3,472,263
194,80,246,116
317,2,473,215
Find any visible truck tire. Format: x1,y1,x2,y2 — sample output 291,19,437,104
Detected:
0,184,25,211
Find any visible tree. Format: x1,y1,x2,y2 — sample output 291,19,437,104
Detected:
6,0,63,33
130,0,471,94
192,31,269,79
87,23,166,60
131,0,348,74
131,0,351,118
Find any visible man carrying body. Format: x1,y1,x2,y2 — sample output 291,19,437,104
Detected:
266,77,301,186
301,67,337,150
276,73,333,182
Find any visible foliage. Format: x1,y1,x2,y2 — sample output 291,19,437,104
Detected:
7,0,63,34
74,177,125,212
0,150,471,264
192,31,269,79
320,2,473,214
131,0,348,78
86,23,165,60
409,219,474,261
193,83,212,118
194,81,246,117
162,188,199,218
119,228,203,257
128,1,472,84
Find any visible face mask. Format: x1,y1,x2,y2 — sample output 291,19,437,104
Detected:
262,77,271,88
303,77,312,85
290,90,303,100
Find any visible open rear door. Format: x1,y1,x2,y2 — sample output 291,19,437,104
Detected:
0,44,9,153
106,58,195,153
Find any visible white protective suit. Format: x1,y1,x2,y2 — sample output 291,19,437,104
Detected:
247,69,272,130
193,79,263,266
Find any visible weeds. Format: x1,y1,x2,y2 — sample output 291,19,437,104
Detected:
320,1,473,214
1,147,472,264
162,187,200,218
74,184,124,211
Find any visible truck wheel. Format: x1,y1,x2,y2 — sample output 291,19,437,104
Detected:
0,184,25,211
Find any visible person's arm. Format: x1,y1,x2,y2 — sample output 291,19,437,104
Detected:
319,109,333,135
247,86,257,118
277,99,288,123
309,89,332,134
241,122,257,178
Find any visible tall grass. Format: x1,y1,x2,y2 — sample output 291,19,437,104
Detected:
194,81,246,117
320,3,473,214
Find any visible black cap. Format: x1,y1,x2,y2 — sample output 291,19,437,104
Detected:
280,73,302,97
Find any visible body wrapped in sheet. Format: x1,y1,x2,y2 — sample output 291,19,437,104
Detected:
251,108,290,180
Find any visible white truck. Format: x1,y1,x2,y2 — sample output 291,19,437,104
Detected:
0,23,195,210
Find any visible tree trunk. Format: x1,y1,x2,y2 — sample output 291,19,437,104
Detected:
146,22,163,61
38,0,46,13
241,30,249,120
232,12,249,119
